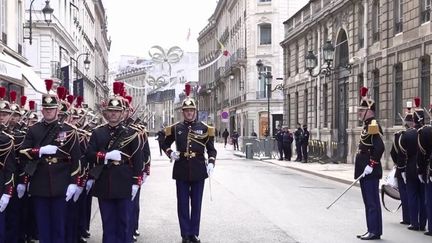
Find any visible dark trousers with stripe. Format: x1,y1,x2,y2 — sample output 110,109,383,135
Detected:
397,176,410,223
128,188,141,242
5,192,23,243
0,210,5,243
79,190,92,238
176,180,205,237
98,198,131,243
406,177,427,228
33,196,67,243
360,178,382,236
65,199,79,243
426,181,432,232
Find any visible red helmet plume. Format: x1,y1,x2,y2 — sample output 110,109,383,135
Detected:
125,95,132,104
29,100,36,111
9,91,17,103
76,96,83,108
0,87,5,100
113,81,123,95
45,79,54,92
57,86,67,100
67,95,75,104
414,97,421,108
20,96,27,107
360,87,368,97
185,83,191,97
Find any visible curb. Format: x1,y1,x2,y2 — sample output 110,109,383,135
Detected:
234,152,356,186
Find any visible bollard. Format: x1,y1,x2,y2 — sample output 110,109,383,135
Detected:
245,143,253,159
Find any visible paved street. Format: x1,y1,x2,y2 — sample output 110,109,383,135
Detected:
86,139,431,243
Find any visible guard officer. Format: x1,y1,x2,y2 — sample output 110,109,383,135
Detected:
19,79,82,243
294,123,303,162
275,126,284,160
301,124,310,163
0,87,17,243
161,83,217,243
355,87,384,240
86,81,143,243
282,126,293,161
399,100,427,231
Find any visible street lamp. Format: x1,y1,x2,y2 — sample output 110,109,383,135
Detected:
25,0,54,45
256,59,272,137
305,40,336,77
83,54,91,71
72,52,91,81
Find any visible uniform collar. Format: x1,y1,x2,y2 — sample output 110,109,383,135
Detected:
184,120,196,126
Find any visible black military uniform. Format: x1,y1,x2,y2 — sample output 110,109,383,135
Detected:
399,102,427,231
86,81,143,243
19,80,82,243
282,128,293,161
355,87,384,240
390,131,410,225
161,84,217,243
0,87,17,243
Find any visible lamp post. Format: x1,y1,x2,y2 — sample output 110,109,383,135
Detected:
72,52,90,79
256,59,273,137
305,40,336,77
25,0,54,45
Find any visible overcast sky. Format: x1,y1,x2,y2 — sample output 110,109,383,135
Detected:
104,0,217,63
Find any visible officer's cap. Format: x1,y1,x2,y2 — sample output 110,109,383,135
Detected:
0,87,12,113
358,87,375,111
42,80,60,109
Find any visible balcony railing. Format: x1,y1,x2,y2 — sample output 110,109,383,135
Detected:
224,48,246,71
214,67,225,81
230,95,242,106
223,99,229,108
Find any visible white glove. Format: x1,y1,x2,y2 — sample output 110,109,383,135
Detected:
0,194,11,212
73,186,83,202
86,179,95,194
131,184,139,201
207,163,214,177
17,184,26,199
401,172,407,184
170,151,180,162
363,165,373,176
65,184,78,202
39,145,59,157
104,150,122,164
418,175,426,184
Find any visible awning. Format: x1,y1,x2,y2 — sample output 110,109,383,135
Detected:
22,65,45,94
0,52,23,80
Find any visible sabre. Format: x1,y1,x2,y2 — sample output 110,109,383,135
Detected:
206,160,213,202
326,173,364,210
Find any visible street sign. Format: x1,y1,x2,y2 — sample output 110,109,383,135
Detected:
221,111,229,123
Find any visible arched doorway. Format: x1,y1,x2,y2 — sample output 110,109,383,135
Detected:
334,29,350,162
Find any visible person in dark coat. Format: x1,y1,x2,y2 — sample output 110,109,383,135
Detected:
294,123,303,162
161,84,217,243
222,129,229,148
275,127,284,160
156,127,166,156
231,131,239,151
354,87,384,240
301,125,310,163
282,127,293,161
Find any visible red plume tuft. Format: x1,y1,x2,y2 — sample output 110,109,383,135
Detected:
45,79,54,92
360,86,368,97
20,96,27,107
0,87,5,99
67,95,75,104
414,97,421,108
9,91,17,103
57,86,67,100
113,81,122,95
125,95,132,104
76,96,83,108
185,83,191,97
29,101,36,111
223,50,230,56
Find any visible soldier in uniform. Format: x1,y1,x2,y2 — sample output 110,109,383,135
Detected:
282,126,293,161
355,87,384,240
390,128,410,225
0,87,17,243
27,101,39,127
418,103,432,236
86,81,143,243
19,80,82,243
161,83,217,243
5,91,28,243
399,100,427,231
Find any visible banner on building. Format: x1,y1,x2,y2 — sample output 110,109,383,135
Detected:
61,66,70,91
73,78,84,97
197,110,209,122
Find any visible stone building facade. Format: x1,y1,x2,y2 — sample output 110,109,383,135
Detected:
281,0,432,167
198,0,308,138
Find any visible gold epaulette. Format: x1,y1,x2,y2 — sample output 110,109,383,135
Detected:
165,122,179,136
367,119,379,135
201,122,215,137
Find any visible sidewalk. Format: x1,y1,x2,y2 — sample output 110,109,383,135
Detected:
225,143,391,186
